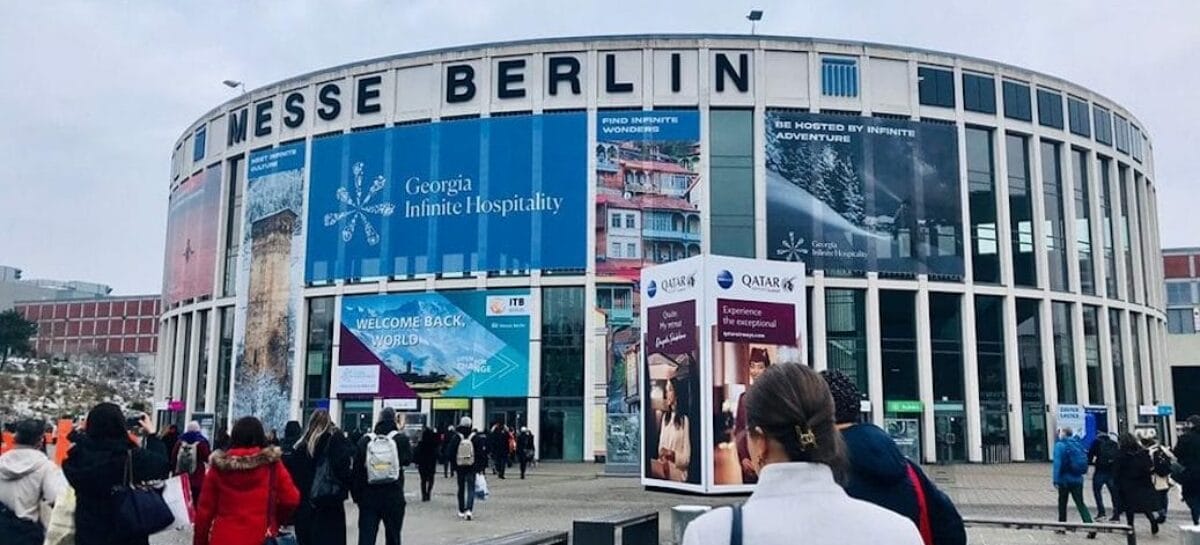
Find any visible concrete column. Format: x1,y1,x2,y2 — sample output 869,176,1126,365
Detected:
810,272,827,371
184,311,202,422
203,309,221,415
961,293,983,462
1136,314,1153,406
915,280,936,463
865,274,883,427
1071,303,1090,405
1039,299,1060,454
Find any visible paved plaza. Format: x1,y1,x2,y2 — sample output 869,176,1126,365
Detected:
152,462,1195,545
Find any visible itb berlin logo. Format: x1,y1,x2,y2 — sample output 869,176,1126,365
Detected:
716,270,734,289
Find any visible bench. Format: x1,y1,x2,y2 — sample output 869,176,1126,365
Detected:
963,515,1136,545
458,530,570,545
573,510,660,545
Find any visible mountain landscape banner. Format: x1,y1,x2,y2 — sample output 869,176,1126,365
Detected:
765,111,963,277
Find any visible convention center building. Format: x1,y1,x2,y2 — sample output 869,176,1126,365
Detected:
156,35,1169,467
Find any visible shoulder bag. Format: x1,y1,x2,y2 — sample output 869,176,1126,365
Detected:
112,451,173,538
264,463,298,545
905,462,934,545
728,503,742,545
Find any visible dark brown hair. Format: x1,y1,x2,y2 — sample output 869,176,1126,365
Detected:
748,348,772,366
744,363,847,480
230,416,268,448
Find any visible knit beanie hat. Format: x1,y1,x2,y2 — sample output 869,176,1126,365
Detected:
820,370,862,425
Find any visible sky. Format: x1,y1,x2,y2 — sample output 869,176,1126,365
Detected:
0,0,1197,295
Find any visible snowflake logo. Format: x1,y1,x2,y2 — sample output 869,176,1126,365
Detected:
775,231,808,262
324,162,395,246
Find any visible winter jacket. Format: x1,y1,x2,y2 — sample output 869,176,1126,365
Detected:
1087,435,1119,473
1113,445,1159,513
283,431,353,507
0,445,66,523
841,423,966,545
488,428,509,459
194,446,300,545
447,428,489,472
413,435,440,472
683,462,923,545
516,431,535,461
1052,436,1088,487
1176,428,1200,497
62,435,170,545
171,431,211,494
350,420,413,508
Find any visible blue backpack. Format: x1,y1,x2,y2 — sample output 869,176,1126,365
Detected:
1062,442,1087,476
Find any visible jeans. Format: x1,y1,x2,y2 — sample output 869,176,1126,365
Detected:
357,500,405,545
443,461,453,478
1092,471,1114,516
457,469,477,513
494,455,508,478
1058,485,1094,523
1158,489,1170,520
519,456,530,479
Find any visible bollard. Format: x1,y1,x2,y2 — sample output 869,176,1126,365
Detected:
672,505,712,544
1180,525,1200,545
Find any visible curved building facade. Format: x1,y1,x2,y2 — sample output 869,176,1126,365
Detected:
157,35,1169,464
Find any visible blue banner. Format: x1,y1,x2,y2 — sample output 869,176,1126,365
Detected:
765,111,963,277
306,113,586,281
340,290,531,398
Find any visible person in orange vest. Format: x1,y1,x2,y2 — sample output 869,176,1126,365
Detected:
1,427,15,456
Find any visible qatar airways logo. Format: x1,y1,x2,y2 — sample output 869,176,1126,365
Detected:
649,273,696,298
740,273,796,293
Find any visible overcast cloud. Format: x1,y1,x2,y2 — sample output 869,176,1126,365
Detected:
1,0,1196,294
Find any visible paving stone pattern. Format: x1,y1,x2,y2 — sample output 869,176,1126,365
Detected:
152,462,1194,545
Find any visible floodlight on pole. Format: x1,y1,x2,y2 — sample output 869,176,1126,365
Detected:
747,9,764,35
222,80,246,94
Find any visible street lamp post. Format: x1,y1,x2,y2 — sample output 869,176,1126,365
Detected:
747,10,764,35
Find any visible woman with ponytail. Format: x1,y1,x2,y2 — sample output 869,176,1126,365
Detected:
683,363,922,545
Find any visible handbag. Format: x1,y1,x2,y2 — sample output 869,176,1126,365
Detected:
264,463,298,545
474,473,490,501
43,486,75,545
309,454,344,503
112,451,173,538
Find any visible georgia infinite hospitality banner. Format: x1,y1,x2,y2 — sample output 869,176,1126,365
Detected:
306,113,586,281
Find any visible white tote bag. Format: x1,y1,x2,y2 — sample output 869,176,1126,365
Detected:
474,473,490,501
157,474,195,532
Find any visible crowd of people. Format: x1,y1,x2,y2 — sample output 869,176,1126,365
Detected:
2,372,1199,545
0,404,537,545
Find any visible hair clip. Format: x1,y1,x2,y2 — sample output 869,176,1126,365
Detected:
795,425,817,451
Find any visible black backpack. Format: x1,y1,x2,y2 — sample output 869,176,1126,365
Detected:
0,501,44,545
1152,447,1173,478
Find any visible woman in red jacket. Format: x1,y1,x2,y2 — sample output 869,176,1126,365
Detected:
194,417,300,545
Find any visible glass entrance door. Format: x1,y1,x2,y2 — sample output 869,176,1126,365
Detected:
934,411,966,463
341,401,373,435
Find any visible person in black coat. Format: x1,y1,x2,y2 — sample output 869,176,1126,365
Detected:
488,423,509,479
822,370,967,545
413,427,439,501
1112,432,1160,535
279,420,303,458
1174,415,1200,525
351,408,412,545
62,403,170,545
439,426,457,478
283,410,352,545
516,427,535,479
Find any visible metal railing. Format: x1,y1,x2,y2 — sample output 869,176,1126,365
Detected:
963,515,1136,545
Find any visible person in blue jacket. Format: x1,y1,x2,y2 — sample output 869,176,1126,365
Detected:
1053,427,1096,536
821,370,966,545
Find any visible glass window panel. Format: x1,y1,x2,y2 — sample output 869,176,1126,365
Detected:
542,287,585,399
918,66,955,108
1037,89,1064,129
1041,141,1069,291
1073,149,1095,295
710,109,755,257
1006,134,1037,287
975,295,1009,454
1068,97,1091,138
1016,299,1047,461
963,73,996,114
881,291,918,402
826,289,868,395
1109,310,1129,430
1052,302,1077,404
930,293,964,403
1083,306,1103,404
1099,157,1119,299
968,128,1000,283
1003,81,1032,122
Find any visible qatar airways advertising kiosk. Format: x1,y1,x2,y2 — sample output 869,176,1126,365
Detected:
640,255,806,494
